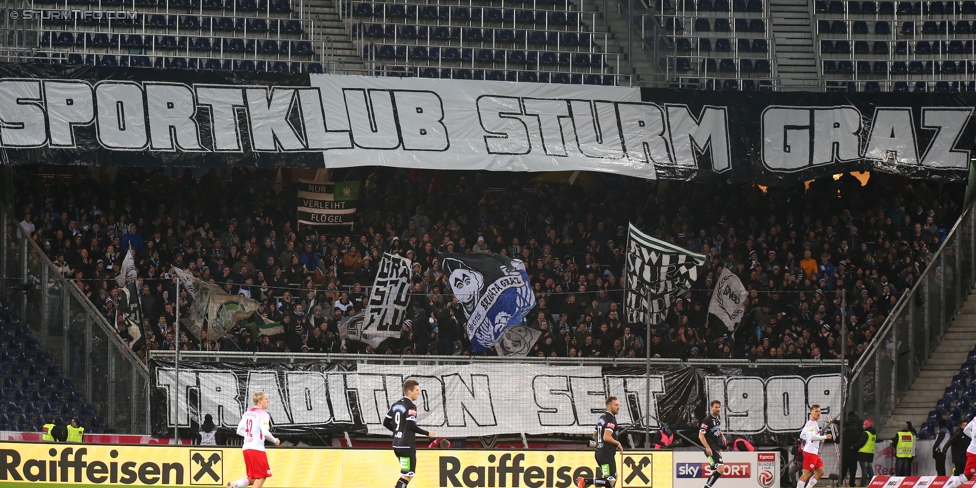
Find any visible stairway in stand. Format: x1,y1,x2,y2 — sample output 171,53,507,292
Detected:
768,0,819,89
880,290,976,438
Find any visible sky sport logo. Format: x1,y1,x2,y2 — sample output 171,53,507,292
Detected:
675,463,751,478
7,9,136,20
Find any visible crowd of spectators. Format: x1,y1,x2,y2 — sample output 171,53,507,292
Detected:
7,167,964,365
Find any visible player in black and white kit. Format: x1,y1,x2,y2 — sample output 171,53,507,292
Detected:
384,379,435,488
578,397,624,488
699,400,728,488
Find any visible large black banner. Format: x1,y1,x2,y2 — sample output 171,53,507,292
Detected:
3,63,969,185
640,87,976,184
149,357,842,445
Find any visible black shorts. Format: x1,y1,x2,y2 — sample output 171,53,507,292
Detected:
706,449,724,468
394,447,417,476
595,450,617,481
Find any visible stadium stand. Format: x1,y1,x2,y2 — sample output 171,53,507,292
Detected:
9,167,963,362
11,0,328,72
815,0,976,91
638,0,778,90
346,0,626,83
918,343,976,439
0,300,111,434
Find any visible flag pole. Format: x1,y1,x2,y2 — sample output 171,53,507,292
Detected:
627,223,653,450
174,273,180,445
644,308,652,450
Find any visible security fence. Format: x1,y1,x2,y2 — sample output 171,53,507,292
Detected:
848,202,975,429
0,204,149,434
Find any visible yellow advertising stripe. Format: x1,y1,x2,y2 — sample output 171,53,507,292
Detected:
0,443,672,488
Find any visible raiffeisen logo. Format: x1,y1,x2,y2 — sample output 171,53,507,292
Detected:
675,463,751,478
439,453,594,488
0,447,189,484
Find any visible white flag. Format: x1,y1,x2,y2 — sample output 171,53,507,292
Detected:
115,245,137,288
708,268,748,331
172,266,198,298
494,325,543,357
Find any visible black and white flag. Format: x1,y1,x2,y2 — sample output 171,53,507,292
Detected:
625,224,705,325
708,268,748,331
351,253,411,347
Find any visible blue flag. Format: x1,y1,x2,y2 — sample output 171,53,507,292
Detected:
439,253,536,352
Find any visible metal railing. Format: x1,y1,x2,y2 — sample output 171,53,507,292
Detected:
848,202,975,428
0,204,150,434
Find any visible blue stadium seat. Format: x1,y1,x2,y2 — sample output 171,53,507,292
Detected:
749,19,765,31
837,60,853,73
462,27,483,42
738,38,751,51
677,37,693,50
823,60,837,73
821,40,834,53
293,41,313,55
573,52,591,67
754,59,770,72
677,57,692,70
916,41,932,54
553,73,571,84
853,20,868,33
699,38,712,51
247,18,267,32
192,37,212,51
914,81,927,92
695,18,711,31
508,50,527,64
891,61,907,74
715,18,731,31
716,38,732,51
872,61,887,74
922,20,937,33
879,1,894,12
829,0,845,11
834,40,850,53
283,20,303,33
875,21,890,34
873,41,889,54
816,0,828,10
740,59,754,71
854,41,869,54
742,79,757,91
719,58,736,71
831,20,847,33
735,18,749,32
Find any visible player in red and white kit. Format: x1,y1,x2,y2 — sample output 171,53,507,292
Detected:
945,418,976,488
797,404,833,488
228,391,280,488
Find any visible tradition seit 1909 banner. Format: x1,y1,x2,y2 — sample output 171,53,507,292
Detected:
0,64,974,185
148,357,841,444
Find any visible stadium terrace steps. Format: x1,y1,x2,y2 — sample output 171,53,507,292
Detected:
767,0,819,88
307,0,368,71
880,291,976,438
580,0,648,85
